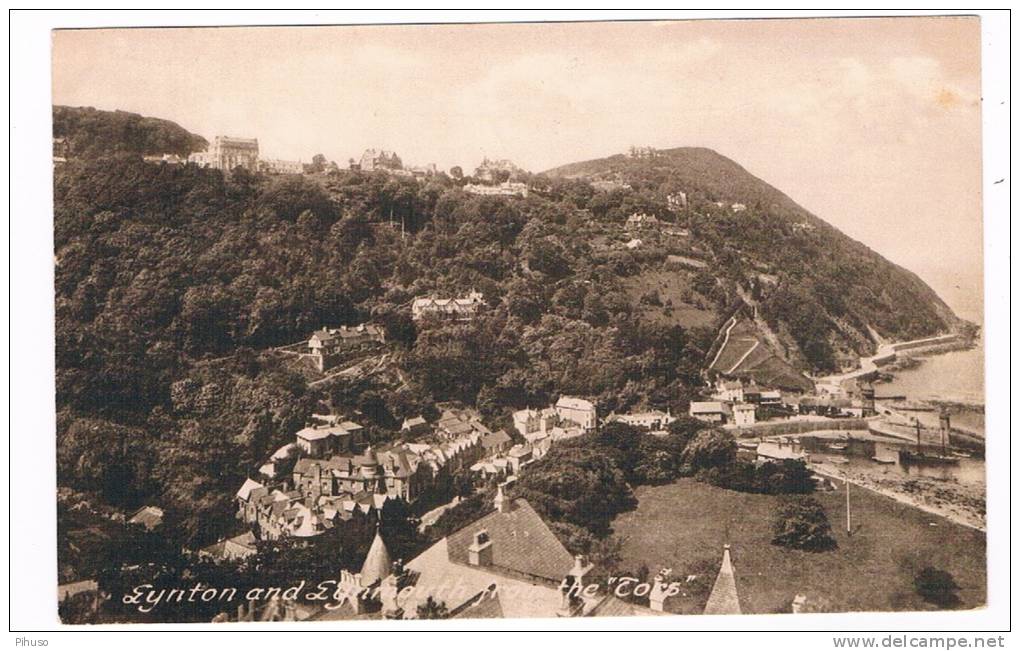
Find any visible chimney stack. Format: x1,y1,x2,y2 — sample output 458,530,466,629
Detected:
494,483,511,514
467,529,493,567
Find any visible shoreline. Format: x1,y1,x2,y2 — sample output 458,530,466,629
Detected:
812,463,986,533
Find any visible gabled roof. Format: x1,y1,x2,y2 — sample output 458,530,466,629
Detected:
704,545,742,615
690,401,725,414
127,505,164,530
445,499,575,584
481,429,512,449
236,478,265,501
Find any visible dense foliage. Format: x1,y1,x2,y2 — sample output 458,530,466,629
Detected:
54,106,207,158
771,497,837,552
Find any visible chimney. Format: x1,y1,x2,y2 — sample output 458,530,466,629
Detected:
467,530,493,567
649,572,665,612
792,594,808,614
558,554,594,617
494,483,511,514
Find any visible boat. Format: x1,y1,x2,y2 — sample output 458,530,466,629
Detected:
871,456,896,465
951,450,972,459
827,442,848,452
899,414,959,465
826,456,850,465
899,449,959,466
738,440,759,450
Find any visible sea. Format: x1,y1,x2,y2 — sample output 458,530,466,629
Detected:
881,272,985,407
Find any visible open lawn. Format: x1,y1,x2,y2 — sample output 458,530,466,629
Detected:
612,478,986,614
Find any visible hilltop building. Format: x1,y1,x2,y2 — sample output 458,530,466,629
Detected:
474,157,522,182
463,181,529,197
258,158,304,175
358,149,403,172
188,136,260,171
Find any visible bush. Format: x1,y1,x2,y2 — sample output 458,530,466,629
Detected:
771,497,837,552
914,567,961,608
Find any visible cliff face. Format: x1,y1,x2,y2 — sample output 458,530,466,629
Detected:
545,147,964,372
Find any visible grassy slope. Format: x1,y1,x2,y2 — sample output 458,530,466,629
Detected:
612,478,986,614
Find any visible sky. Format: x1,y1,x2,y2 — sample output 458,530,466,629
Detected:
52,17,984,321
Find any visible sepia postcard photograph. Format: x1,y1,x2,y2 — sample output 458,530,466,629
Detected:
6,9,1012,640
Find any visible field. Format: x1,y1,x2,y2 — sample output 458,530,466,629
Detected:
622,269,717,329
611,478,986,614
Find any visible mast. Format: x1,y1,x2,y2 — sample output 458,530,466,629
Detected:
915,420,922,455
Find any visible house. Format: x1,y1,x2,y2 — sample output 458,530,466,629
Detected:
127,505,164,531
512,406,558,441
401,486,589,619
295,421,365,457
359,149,402,172
731,403,756,427
667,192,688,211
610,409,676,431
759,390,782,406
731,203,747,213
715,379,745,403
480,429,513,456
188,136,260,171
258,158,303,175
307,324,385,371
142,153,185,165
703,545,742,615
473,157,522,182
555,396,597,431
412,291,485,321
199,531,258,562
689,401,726,423
463,181,529,197
400,416,430,437
626,212,661,229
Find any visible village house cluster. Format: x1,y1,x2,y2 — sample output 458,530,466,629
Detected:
690,375,877,427
231,409,516,543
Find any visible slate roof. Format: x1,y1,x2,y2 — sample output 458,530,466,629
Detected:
360,529,393,587
481,429,512,450
452,589,505,619
690,401,725,414
445,498,574,584
236,478,265,501
704,545,742,615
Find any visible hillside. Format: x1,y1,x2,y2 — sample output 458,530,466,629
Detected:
53,108,969,552
53,105,208,159
545,147,968,372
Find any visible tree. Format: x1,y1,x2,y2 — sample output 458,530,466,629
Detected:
914,567,962,608
449,166,463,180
682,429,737,472
771,497,837,552
416,595,449,619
